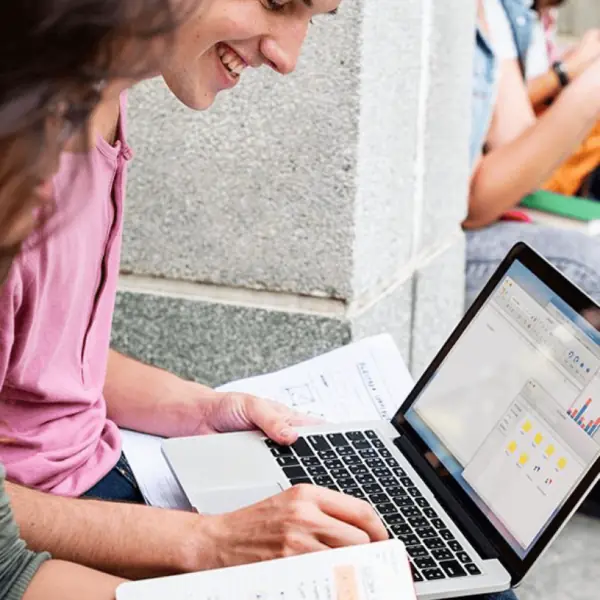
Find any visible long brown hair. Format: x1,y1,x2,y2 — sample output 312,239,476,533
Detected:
0,0,199,283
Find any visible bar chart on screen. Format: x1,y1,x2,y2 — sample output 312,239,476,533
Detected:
567,397,600,437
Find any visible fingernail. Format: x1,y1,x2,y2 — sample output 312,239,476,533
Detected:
280,427,294,441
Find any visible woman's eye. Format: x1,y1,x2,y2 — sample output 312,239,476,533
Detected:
265,0,286,11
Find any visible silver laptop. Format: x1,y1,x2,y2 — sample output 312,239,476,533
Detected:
163,243,600,599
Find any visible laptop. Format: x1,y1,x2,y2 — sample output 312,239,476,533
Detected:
163,242,600,599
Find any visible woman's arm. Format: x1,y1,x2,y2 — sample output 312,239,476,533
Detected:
465,57,600,229
22,561,124,600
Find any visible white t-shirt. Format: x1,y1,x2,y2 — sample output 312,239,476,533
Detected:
527,17,552,79
484,0,518,60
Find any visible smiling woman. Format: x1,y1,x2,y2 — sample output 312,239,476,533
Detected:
160,0,342,110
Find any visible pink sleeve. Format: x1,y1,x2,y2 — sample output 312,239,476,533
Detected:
0,264,24,390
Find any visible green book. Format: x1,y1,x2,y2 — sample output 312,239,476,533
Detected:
521,190,600,222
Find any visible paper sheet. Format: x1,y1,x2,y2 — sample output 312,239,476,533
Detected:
218,334,414,422
116,539,416,600
121,334,414,509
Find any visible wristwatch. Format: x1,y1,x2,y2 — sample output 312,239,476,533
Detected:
552,61,570,88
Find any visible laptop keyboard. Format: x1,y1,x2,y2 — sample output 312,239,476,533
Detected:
265,430,482,583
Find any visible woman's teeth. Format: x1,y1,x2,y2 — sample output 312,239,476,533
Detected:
217,44,246,78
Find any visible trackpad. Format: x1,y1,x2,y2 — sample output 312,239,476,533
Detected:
195,484,283,515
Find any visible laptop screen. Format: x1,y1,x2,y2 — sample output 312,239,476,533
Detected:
405,260,600,559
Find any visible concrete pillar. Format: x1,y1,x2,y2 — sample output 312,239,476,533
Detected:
112,0,475,386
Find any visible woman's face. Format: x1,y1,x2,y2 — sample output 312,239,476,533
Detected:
161,0,342,110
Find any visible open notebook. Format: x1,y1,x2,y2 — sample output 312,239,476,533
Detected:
120,334,414,509
116,539,416,600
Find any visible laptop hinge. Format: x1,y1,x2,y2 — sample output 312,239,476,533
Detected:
395,434,500,561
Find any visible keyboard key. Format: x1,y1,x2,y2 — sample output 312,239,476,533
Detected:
422,568,445,581
424,538,446,550
431,519,446,530
379,448,392,459
283,466,308,480
416,497,430,508
391,523,411,536
412,567,424,583
345,488,365,499
439,529,455,541
356,473,376,485
407,516,427,528
329,468,351,479
386,486,407,497
364,458,385,469
407,545,429,558
365,430,378,440
369,493,390,505
291,438,314,457
337,477,358,490
394,496,414,508
337,446,356,457
363,483,383,495
432,548,453,561
349,464,368,475
307,466,327,477
326,433,349,447
372,467,393,479
393,467,407,478
464,563,482,576
371,439,385,449
456,552,471,564
423,507,437,518
323,459,344,470
440,560,467,578
401,506,421,518
415,557,436,570
313,475,335,487
400,477,413,487
398,533,419,546
358,448,378,459
326,484,340,492
308,435,331,452
290,477,312,485
408,487,423,498
318,450,337,461
352,440,372,450
343,455,362,466
346,431,367,442
384,456,400,468
447,540,463,552
414,527,437,539
277,456,300,467
265,439,278,448
383,513,405,525
301,456,320,467
380,476,397,488
270,445,293,457
375,503,397,515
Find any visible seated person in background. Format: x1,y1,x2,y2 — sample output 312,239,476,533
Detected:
467,0,600,519
0,0,198,597
527,0,600,199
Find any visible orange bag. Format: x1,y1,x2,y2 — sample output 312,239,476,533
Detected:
542,119,600,197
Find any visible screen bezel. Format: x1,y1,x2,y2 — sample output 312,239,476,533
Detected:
393,242,600,584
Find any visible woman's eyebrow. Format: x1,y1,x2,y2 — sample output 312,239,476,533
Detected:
300,0,338,14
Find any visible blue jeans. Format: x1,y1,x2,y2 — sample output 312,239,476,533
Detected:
82,453,145,503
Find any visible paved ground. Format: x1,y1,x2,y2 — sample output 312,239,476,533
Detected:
518,515,600,600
